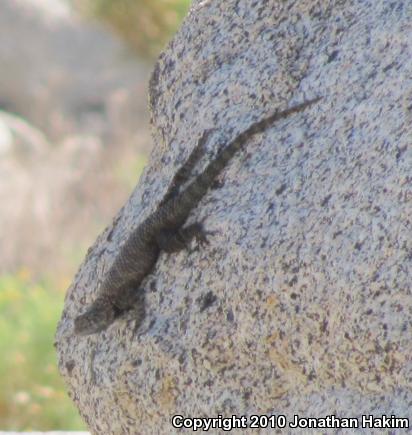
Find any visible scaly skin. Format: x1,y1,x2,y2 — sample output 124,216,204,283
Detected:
74,97,321,336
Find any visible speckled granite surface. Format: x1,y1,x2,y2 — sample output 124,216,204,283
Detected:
56,0,412,433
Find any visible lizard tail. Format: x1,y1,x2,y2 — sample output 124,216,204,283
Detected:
162,97,321,225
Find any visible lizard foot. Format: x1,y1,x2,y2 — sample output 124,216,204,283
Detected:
156,222,214,253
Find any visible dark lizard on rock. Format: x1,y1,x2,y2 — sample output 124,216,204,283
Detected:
74,96,321,336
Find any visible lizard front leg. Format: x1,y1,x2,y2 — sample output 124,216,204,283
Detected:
113,287,146,332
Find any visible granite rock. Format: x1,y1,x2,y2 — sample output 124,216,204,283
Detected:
56,0,412,433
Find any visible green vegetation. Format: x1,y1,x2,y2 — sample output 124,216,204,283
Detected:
0,271,86,430
0,1,192,429
72,0,192,58
0,151,149,431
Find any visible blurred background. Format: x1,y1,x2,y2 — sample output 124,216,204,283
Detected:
0,0,189,430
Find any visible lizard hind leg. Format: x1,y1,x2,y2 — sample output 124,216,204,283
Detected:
156,222,212,253
160,129,214,205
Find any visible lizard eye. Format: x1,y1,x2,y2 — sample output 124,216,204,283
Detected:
74,304,116,336
112,304,124,318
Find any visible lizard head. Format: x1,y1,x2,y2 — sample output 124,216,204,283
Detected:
74,298,117,336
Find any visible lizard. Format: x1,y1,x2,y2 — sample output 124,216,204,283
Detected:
74,96,321,336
